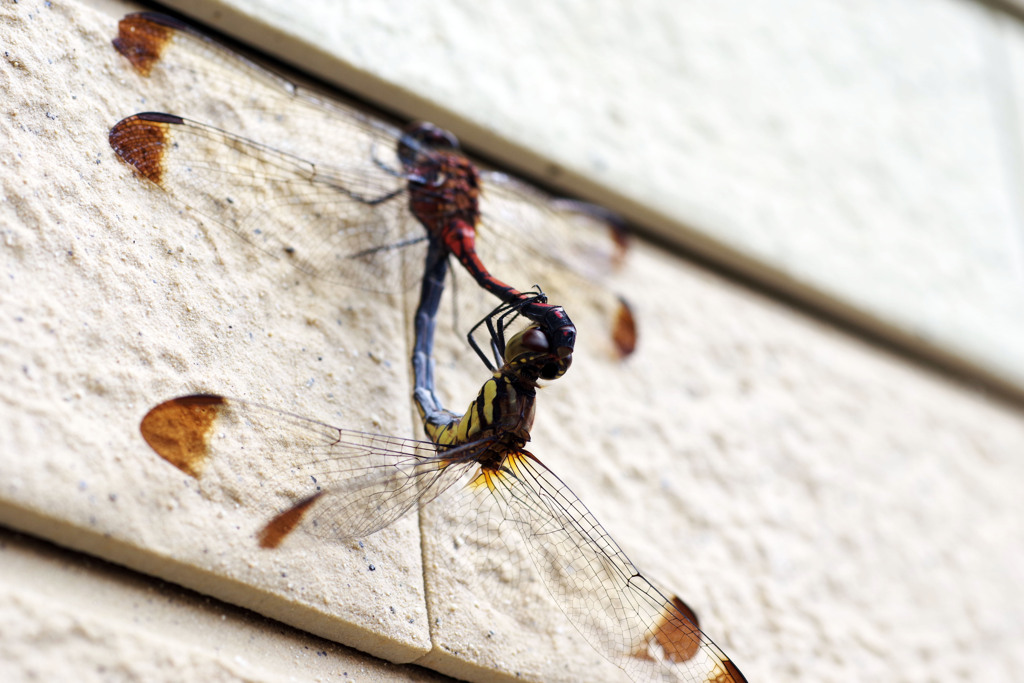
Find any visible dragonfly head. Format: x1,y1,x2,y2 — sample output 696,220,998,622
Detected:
398,121,461,170
504,326,572,383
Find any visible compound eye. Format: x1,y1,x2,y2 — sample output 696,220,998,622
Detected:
503,326,551,364
406,122,459,150
398,122,460,169
520,327,549,353
424,125,459,150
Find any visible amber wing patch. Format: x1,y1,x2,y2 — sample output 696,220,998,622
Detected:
709,657,748,683
637,595,702,663
609,218,630,268
612,296,638,358
257,491,325,549
140,394,227,478
112,12,179,77
109,113,184,186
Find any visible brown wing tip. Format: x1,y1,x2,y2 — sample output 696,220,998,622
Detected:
109,113,182,185
635,595,702,664
140,394,227,478
608,217,630,266
112,12,179,77
669,595,701,631
711,658,748,683
612,296,638,358
637,596,748,682
258,491,325,549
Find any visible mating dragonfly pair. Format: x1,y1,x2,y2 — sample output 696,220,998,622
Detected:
110,12,745,682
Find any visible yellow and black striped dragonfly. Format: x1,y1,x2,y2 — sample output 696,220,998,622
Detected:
140,311,745,683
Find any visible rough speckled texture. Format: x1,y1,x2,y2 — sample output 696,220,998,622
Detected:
156,0,1024,400
3,1,1024,682
0,0,428,666
0,529,452,683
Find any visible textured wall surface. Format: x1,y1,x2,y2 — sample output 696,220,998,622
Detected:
0,530,449,683
2,1,1023,682
158,0,1024,399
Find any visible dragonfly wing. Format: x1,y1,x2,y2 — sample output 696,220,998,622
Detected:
140,395,471,546
486,451,746,682
113,12,404,170
421,460,537,611
477,172,637,358
114,12,296,87
480,171,629,280
110,114,426,292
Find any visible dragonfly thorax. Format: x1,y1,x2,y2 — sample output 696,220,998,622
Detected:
404,154,480,238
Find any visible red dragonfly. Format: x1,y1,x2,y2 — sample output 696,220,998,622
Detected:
140,308,745,682
108,12,636,362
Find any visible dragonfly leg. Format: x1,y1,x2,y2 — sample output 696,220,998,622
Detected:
465,291,554,369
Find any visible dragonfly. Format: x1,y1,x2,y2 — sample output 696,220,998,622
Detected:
108,12,637,383
140,299,746,683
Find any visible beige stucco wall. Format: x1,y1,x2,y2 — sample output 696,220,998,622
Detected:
157,0,1024,401
1,1,1023,682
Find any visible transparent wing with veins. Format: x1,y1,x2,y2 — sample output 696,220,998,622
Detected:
112,12,637,355
141,394,744,682
140,394,476,545
109,113,427,293
482,451,745,683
